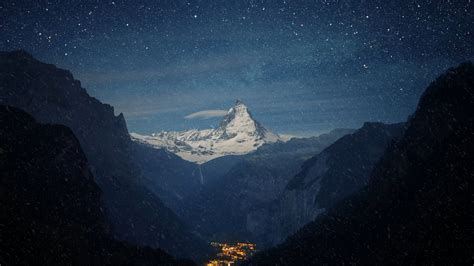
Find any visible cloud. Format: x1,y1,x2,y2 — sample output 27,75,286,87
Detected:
184,109,228,119
76,52,262,85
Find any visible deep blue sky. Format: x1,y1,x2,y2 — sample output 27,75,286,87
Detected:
2,1,472,136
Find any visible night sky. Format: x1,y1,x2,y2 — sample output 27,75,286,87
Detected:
2,1,472,136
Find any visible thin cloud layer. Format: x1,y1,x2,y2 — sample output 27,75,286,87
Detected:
184,109,228,119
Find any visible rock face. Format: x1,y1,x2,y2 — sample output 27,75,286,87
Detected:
0,51,131,186
247,122,406,247
181,128,354,243
0,50,209,260
132,142,202,213
0,106,191,265
131,100,281,164
246,62,474,265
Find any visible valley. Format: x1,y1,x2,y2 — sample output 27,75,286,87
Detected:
206,242,257,266
129,99,357,250
3,1,472,265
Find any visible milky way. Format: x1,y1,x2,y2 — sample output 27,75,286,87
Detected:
2,1,472,135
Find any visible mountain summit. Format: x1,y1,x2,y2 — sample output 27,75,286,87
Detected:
131,100,281,163
214,100,279,142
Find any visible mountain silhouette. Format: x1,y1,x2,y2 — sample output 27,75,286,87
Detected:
0,105,193,265
246,62,474,265
0,50,209,260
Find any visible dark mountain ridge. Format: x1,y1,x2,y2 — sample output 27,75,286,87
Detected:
247,121,406,247
0,50,209,260
0,105,192,265
246,62,474,264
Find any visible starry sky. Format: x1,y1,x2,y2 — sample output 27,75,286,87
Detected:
2,0,473,136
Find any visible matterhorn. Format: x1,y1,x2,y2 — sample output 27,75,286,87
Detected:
131,100,281,163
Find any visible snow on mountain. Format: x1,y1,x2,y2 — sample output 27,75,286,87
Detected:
130,100,282,163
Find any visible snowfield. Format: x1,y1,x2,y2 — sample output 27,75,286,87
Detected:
130,100,281,163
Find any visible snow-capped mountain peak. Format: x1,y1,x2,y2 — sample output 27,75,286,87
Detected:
131,100,281,163
214,100,271,140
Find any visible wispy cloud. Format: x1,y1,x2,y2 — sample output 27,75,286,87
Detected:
76,53,263,86
184,109,228,119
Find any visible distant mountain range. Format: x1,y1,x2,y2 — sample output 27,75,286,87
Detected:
179,128,354,243
131,100,281,163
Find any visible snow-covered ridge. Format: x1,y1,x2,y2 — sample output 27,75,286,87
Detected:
130,100,281,163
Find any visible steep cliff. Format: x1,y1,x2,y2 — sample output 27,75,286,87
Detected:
247,62,474,265
0,105,192,265
0,50,208,260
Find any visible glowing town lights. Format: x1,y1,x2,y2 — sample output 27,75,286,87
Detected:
207,242,257,265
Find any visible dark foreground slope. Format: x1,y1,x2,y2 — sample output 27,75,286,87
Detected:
248,122,406,247
0,106,193,265
132,142,202,213
247,62,474,265
0,50,209,260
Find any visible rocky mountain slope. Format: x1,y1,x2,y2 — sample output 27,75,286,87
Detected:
0,50,209,260
0,105,193,265
131,100,281,163
246,62,474,265
132,142,202,212
247,122,406,247
180,128,354,243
